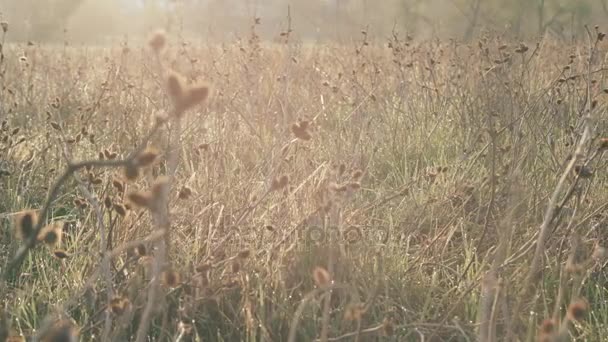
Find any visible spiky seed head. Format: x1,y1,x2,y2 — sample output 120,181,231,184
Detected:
112,178,124,192
196,263,212,273
53,249,69,259
539,319,555,334
135,244,147,257
135,147,160,167
16,210,37,240
124,163,139,181
178,186,192,200
104,196,112,209
39,319,78,342
127,191,153,208
270,175,289,191
113,203,127,217
343,303,365,321
291,122,312,141
149,30,167,53
381,317,394,337
151,176,170,198
567,299,588,322
592,244,607,262
167,71,185,109
237,249,251,259
161,269,181,288
38,222,63,247
312,266,331,287
177,85,210,117
600,138,608,151
108,296,131,315
352,169,364,180
337,163,346,176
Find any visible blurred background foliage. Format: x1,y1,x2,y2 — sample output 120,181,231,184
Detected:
1,0,608,42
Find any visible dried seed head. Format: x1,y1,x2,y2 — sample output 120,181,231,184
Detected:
161,269,181,288
127,191,153,208
113,203,127,217
599,138,608,151
312,266,331,287
135,244,147,257
229,259,240,273
104,196,112,209
539,318,556,335
176,84,210,117
178,186,193,200
149,30,167,53
573,165,593,178
237,249,251,259
592,244,607,262
124,163,140,181
291,121,312,141
39,319,78,342
152,176,170,198
271,175,289,191
53,249,69,259
381,317,395,337
352,169,364,180
343,303,365,321
567,299,588,322
108,296,131,315
38,222,63,247
196,263,212,273
1,22,8,33
135,147,160,167
167,71,185,110
15,210,37,240
112,178,125,193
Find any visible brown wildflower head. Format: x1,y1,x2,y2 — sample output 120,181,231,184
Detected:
135,244,147,257
148,29,167,53
599,138,608,151
178,186,193,200
39,319,78,342
108,296,131,316
237,249,251,259
38,221,63,247
291,121,312,141
124,163,140,181
161,269,181,288
113,203,128,217
178,84,210,116
151,176,170,198
312,266,331,287
343,303,365,321
15,210,37,240
53,249,69,259
135,147,160,167
270,175,289,191
127,191,153,208
567,299,588,322
539,318,556,335
381,317,395,337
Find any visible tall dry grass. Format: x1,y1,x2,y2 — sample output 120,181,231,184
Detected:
0,20,607,341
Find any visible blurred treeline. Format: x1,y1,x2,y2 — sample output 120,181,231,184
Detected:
1,0,608,43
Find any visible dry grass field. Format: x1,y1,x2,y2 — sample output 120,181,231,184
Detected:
1,21,608,341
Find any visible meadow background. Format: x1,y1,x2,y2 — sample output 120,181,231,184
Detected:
1,0,608,341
